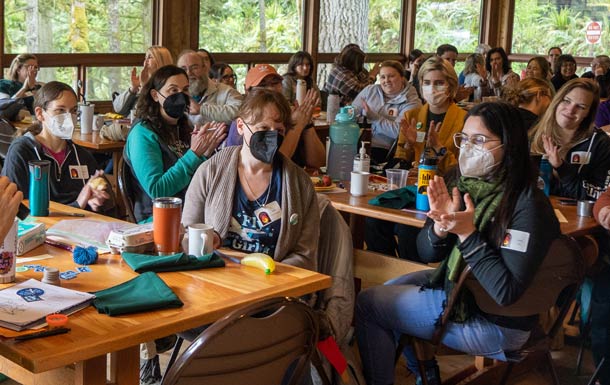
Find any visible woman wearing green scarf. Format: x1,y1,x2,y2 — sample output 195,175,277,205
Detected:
356,102,561,385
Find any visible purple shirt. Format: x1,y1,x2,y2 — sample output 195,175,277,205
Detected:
595,99,610,128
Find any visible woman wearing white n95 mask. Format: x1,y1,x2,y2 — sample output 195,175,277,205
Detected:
395,56,467,175
1,81,112,213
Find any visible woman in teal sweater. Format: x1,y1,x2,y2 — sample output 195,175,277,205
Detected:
124,65,226,222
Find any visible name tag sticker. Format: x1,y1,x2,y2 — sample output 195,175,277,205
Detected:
254,201,281,228
387,107,398,118
69,165,89,180
501,229,530,253
570,151,591,165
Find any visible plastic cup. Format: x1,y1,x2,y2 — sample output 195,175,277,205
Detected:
386,169,408,190
79,104,95,134
153,197,182,255
350,171,370,197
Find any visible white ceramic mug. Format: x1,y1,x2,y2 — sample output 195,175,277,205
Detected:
350,171,370,197
79,104,95,134
188,224,215,256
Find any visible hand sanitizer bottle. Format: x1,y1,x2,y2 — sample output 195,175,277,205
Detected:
353,141,370,173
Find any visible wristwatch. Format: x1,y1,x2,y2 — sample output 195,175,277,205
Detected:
433,147,447,157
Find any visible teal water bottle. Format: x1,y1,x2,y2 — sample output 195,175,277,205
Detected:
28,160,50,217
327,106,360,181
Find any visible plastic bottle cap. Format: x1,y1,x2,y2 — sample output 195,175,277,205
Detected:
46,314,68,328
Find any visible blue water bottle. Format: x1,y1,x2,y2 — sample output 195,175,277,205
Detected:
416,150,438,211
28,160,50,216
539,155,552,197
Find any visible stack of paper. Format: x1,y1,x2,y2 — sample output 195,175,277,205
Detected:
0,279,95,331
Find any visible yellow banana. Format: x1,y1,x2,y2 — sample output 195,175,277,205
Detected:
241,253,275,274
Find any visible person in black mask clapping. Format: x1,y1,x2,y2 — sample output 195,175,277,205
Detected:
182,88,319,272
124,65,226,223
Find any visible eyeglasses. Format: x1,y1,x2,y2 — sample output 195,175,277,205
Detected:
453,132,501,150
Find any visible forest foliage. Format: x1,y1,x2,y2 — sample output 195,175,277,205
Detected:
3,0,610,100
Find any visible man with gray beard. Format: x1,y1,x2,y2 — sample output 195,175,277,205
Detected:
177,50,243,125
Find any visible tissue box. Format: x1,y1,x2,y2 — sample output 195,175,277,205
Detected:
17,221,45,256
106,223,154,254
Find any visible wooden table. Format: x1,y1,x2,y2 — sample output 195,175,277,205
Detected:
0,202,331,385
324,186,600,242
71,130,125,180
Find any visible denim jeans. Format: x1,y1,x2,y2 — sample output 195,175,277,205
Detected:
591,263,610,385
355,270,531,385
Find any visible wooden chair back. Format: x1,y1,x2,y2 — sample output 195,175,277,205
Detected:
117,157,136,223
161,297,319,385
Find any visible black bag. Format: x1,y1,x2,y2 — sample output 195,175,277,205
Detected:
0,118,16,159
0,98,25,121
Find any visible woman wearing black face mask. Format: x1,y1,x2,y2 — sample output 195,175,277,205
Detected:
182,88,319,271
124,65,226,223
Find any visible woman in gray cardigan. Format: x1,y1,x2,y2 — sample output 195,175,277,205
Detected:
182,88,319,271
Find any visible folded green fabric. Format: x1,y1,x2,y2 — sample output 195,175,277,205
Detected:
368,185,417,209
92,271,183,316
121,252,225,273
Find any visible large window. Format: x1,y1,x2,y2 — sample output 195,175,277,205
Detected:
513,0,610,57
5,0,152,54
199,0,302,53
414,0,482,54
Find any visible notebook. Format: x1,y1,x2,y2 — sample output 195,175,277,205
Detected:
0,279,95,331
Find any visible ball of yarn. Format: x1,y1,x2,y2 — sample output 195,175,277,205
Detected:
73,246,98,265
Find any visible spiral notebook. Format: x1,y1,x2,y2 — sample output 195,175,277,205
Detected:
0,279,95,331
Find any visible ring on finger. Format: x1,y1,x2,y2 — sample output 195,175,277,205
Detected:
439,227,448,232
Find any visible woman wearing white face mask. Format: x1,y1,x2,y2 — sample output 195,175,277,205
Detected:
396,56,466,174
351,60,421,163
357,102,561,385
2,81,111,212
367,58,466,261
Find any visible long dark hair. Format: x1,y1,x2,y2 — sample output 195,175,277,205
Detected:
466,102,535,246
485,47,511,74
135,65,191,145
284,51,315,89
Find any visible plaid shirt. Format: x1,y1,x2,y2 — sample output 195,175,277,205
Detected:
323,65,372,105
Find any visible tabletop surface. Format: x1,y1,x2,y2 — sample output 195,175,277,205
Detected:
323,184,600,237
0,202,331,373
70,130,125,151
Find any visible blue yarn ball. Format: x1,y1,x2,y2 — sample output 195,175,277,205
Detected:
73,246,98,265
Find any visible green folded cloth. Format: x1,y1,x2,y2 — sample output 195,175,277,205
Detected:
121,252,225,273
92,271,183,316
368,185,417,209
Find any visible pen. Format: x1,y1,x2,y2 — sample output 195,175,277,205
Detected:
44,239,74,252
50,211,85,217
15,327,70,341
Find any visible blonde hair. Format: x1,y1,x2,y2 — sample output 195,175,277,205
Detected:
9,54,37,82
530,78,600,158
502,78,554,107
418,56,458,98
147,46,173,68
463,54,484,75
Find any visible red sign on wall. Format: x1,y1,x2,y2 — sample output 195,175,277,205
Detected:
586,21,602,44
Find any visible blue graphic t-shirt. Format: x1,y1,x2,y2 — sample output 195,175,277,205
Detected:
224,161,283,255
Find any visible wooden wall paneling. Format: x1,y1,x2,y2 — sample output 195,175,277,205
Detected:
303,0,321,80
400,0,416,58
156,0,200,60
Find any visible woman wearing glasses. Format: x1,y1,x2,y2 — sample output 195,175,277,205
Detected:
0,53,42,115
356,102,560,385
551,54,578,92
530,78,610,201
210,62,237,89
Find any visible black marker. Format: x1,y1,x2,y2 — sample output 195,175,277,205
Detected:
15,327,70,341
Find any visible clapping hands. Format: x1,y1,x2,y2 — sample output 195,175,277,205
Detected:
426,176,476,241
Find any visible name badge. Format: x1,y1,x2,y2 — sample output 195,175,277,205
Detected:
570,151,591,165
69,165,89,180
387,107,398,118
500,229,530,253
254,201,281,228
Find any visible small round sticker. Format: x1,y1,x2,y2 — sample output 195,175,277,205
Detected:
15,266,28,272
